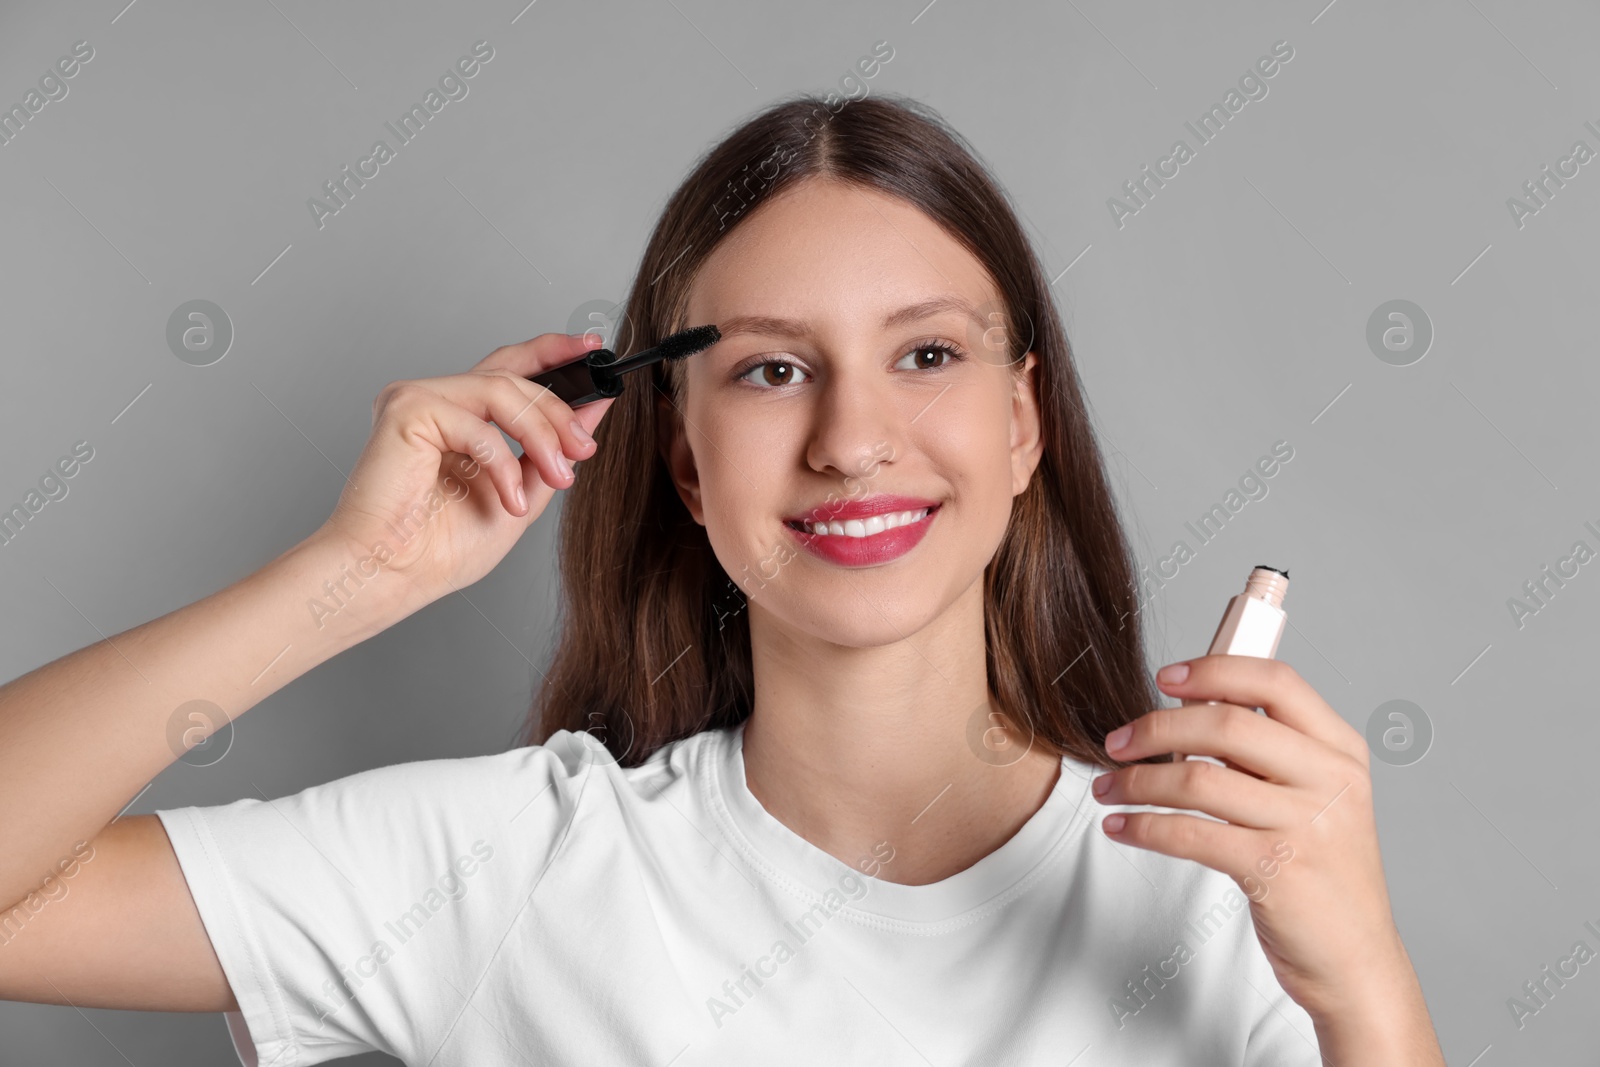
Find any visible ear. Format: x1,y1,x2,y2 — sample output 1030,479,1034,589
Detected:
657,391,706,525
1010,351,1045,496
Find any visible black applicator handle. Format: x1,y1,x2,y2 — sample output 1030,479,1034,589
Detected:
526,324,722,408
526,348,627,408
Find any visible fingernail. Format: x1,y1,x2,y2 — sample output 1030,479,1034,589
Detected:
1105,725,1132,752
555,454,572,480
1092,773,1113,796
570,420,594,447
514,484,527,512
1104,813,1126,834
1157,662,1190,685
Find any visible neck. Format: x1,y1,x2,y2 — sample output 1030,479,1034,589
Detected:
740,579,1063,886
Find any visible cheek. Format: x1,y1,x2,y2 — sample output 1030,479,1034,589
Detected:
924,402,1017,533
694,419,794,578
928,395,1014,480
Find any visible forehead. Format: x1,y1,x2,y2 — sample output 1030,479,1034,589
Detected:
684,179,998,333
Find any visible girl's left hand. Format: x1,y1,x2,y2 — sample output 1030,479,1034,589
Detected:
1091,653,1407,1022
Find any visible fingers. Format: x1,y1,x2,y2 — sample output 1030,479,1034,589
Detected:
470,332,622,444
376,384,531,516
473,332,606,377
1156,656,1368,763
473,333,618,440
570,394,616,441
1105,701,1328,785
364,332,621,523
468,371,594,488
377,371,595,497
1100,809,1258,878
1093,758,1292,829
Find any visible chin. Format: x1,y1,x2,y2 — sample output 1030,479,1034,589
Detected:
759,576,972,648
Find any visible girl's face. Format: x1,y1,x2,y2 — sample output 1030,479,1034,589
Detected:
664,177,1044,647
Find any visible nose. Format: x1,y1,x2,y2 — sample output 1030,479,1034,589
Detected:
802,359,905,483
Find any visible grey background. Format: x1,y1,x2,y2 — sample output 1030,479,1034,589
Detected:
1,0,1595,1063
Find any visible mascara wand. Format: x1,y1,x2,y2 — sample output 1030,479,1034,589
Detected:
527,324,722,407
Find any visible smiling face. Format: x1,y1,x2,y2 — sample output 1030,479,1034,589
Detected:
660,176,1045,648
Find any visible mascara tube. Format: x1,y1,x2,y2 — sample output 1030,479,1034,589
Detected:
527,324,722,408
528,347,629,408
1172,565,1289,765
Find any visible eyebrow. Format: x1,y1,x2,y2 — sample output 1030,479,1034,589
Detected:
712,295,985,343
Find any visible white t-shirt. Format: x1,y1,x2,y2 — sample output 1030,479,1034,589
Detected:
155,720,1322,1066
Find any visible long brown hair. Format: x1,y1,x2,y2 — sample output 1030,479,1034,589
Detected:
517,91,1158,772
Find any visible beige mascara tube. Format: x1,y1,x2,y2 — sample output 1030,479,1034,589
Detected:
1172,565,1290,764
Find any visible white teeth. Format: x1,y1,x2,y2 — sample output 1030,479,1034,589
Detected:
802,507,931,537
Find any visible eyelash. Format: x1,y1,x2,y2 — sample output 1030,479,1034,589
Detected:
732,338,969,389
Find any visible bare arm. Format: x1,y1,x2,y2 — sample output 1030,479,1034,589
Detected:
0,533,415,1009
1309,941,1445,1066
0,332,613,1011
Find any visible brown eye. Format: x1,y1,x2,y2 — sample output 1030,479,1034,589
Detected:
895,341,965,371
738,360,812,388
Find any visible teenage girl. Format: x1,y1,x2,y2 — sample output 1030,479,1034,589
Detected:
0,94,1443,1065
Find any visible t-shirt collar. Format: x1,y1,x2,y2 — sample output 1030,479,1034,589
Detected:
701,718,1097,930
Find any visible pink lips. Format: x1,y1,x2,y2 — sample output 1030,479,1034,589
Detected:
784,496,940,567
784,493,941,527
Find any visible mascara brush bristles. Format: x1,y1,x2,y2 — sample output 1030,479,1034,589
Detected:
604,324,721,376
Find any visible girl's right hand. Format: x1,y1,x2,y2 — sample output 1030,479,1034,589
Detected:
314,332,616,608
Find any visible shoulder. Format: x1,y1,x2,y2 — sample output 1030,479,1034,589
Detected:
154,727,721,898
